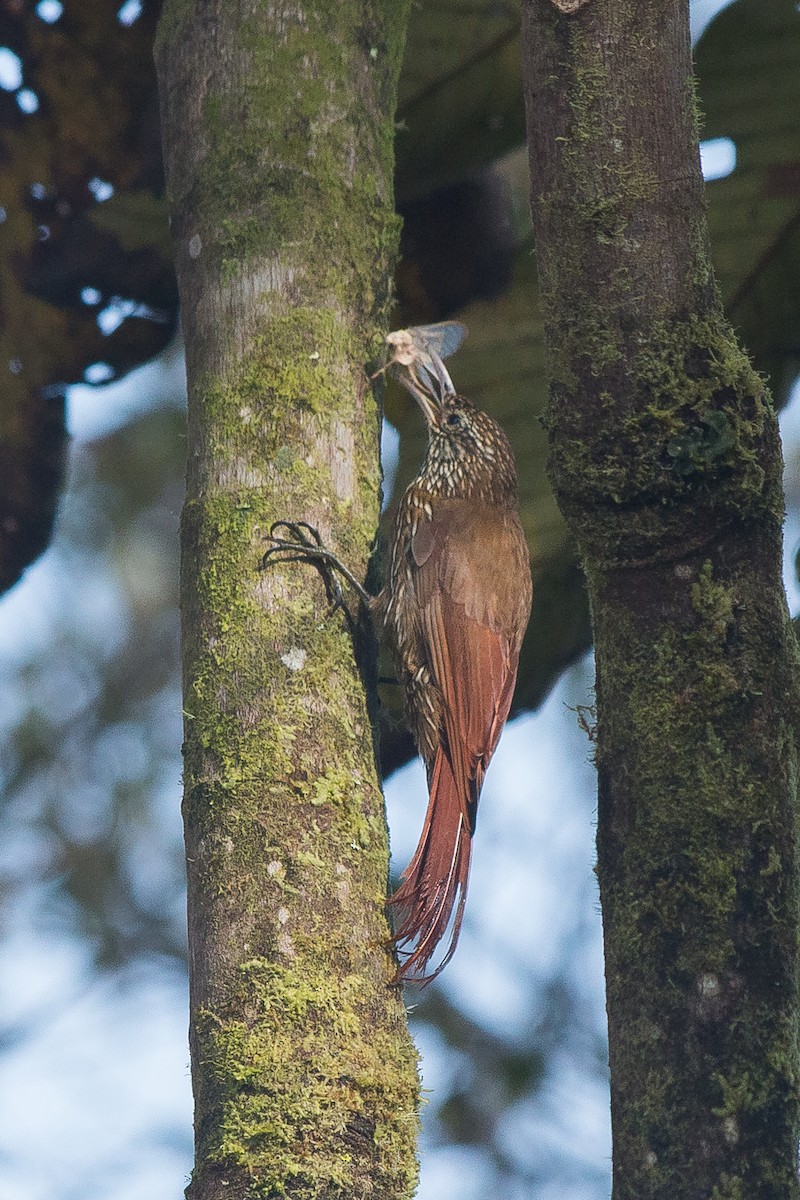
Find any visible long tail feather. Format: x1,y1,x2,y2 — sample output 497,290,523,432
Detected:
388,748,473,984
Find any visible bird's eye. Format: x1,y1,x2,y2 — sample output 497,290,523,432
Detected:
445,412,461,427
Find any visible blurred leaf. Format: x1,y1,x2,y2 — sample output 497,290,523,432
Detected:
0,383,66,595
396,2,523,202
0,0,175,592
395,0,800,417
388,153,592,731
697,0,800,404
387,0,800,733
1,400,186,969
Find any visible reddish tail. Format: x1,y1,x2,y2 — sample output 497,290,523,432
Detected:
388,747,475,984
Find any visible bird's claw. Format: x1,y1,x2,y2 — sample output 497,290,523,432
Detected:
262,519,322,555
260,520,346,615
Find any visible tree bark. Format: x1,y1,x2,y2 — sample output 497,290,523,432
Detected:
522,1,800,1197
155,3,418,1198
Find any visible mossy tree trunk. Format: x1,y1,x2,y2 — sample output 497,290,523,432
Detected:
155,3,418,1198
522,1,800,1196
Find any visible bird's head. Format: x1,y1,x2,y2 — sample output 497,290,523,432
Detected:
391,351,518,502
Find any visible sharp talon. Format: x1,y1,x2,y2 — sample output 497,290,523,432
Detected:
260,517,373,614
268,520,291,540
260,536,306,570
269,520,323,549
268,520,315,549
326,574,345,615
295,521,323,545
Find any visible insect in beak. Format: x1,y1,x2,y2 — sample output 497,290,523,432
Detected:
370,321,467,401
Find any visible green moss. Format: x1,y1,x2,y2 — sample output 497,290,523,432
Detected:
526,3,799,1195
153,0,193,57
194,961,419,1198
692,561,735,640
709,1179,746,1200
189,312,383,553
187,4,407,319
597,559,760,980
182,469,419,1191
564,49,658,234
200,308,359,426
535,12,668,391
549,310,776,565
590,540,800,1194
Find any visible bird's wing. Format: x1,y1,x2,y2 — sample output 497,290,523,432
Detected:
411,500,532,828
388,500,531,982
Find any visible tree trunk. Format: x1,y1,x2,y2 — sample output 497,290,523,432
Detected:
155,4,418,1198
521,1,800,1196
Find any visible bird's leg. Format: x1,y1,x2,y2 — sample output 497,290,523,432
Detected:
260,520,374,615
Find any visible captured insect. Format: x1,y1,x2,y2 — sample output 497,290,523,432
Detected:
371,321,467,401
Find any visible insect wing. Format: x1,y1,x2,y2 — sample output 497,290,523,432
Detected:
385,322,467,366
383,322,465,398
407,321,467,363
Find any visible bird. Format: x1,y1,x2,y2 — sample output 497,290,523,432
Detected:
264,323,532,983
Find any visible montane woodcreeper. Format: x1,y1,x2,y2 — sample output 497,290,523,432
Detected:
264,323,532,983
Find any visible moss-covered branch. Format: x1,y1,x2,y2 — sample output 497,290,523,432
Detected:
521,0,800,1195
155,3,418,1196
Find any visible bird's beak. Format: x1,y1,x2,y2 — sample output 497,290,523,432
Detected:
390,349,455,427
392,362,441,425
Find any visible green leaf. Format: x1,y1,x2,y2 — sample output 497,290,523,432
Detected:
697,0,800,403
396,2,523,201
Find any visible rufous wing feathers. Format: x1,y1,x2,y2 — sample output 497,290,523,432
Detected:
388,502,531,983
388,747,472,983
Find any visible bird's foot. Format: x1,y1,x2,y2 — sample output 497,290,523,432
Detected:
260,520,372,615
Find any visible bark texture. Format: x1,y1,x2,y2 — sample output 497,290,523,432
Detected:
522,1,800,1197
155,3,418,1198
